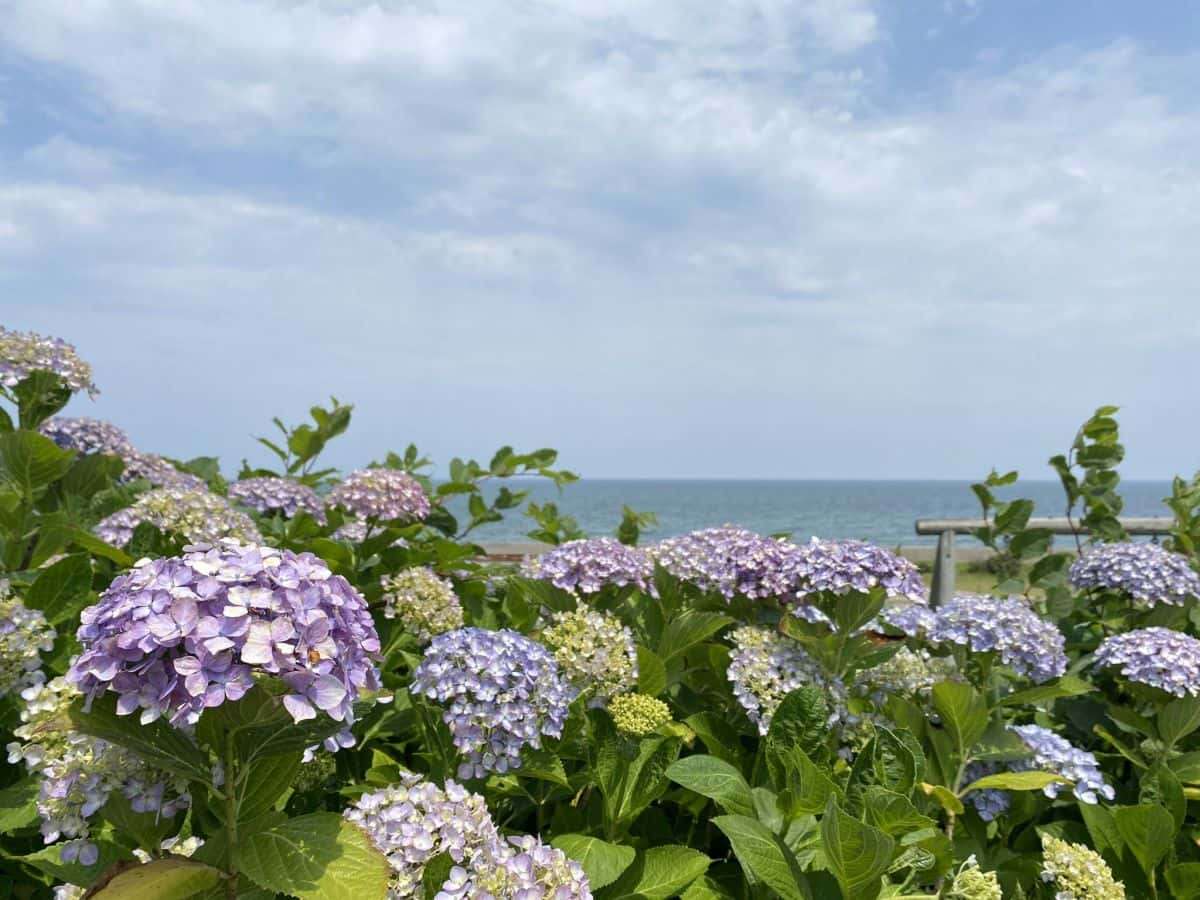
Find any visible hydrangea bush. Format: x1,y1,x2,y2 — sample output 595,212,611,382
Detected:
4,339,1200,899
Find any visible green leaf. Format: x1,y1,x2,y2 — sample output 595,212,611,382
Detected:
680,876,735,900
608,735,682,826
820,797,894,900
847,727,919,806
25,552,92,624
62,452,124,499
997,676,1093,708
238,752,303,821
86,859,223,899
550,835,635,891
0,429,75,497
961,770,1068,793
861,788,935,837
1158,696,1200,746
776,746,840,815
70,694,212,784
421,852,454,896
666,755,755,816
1167,864,1200,900
236,813,391,900
931,682,988,759
518,748,570,789
20,839,130,887
0,778,40,834
1113,804,1175,877
919,782,963,816
637,646,668,697
712,815,809,900
831,589,885,635
13,371,73,429
603,845,710,899
766,686,829,766
657,611,733,662
102,791,181,852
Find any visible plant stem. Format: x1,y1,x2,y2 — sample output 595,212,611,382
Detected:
225,734,239,900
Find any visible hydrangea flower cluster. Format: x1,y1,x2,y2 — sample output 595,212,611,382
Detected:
120,450,207,490
328,468,430,522
1040,834,1125,900
411,628,574,779
523,538,655,595
647,527,802,600
442,835,591,900
67,540,381,738
1069,542,1200,607
885,593,1067,683
381,567,464,643
945,856,1002,900
344,773,500,898
790,538,927,602
40,416,133,457
229,476,326,521
1093,627,1200,697
1009,724,1114,805
94,488,262,547
6,674,189,866
853,647,957,706
727,625,846,735
608,693,671,736
0,581,56,698
539,604,638,702
0,325,97,395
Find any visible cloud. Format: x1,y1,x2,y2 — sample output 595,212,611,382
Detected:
0,3,1197,478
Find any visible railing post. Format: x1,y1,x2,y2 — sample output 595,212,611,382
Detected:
929,529,956,607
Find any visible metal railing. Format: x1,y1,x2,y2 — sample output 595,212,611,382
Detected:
914,517,1175,605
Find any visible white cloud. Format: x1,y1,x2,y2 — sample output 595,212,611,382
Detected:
0,3,1198,477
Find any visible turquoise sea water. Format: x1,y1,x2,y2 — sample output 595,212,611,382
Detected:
449,479,1176,546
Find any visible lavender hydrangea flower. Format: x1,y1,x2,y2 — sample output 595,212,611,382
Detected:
380,567,463,643
94,488,262,547
67,540,381,737
328,469,430,523
119,450,207,490
229,476,326,522
962,761,1011,821
411,628,574,779
886,593,1067,683
790,538,927,603
1009,724,1114,805
345,773,500,898
648,526,803,600
539,604,638,703
40,417,133,457
6,674,190,866
1094,627,1200,697
0,581,56,698
523,538,655,595
0,326,97,396
441,835,592,900
1069,542,1200,607
727,625,847,735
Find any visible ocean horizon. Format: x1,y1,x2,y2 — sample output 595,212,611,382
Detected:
445,478,1177,546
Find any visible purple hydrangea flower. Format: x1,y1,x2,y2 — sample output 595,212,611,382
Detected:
1009,724,1114,805
39,417,133,457
328,468,430,523
648,526,804,600
886,593,1066,683
119,450,207,490
411,628,574,779
0,581,56,698
94,488,262,547
523,538,655,595
229,477,326,522
67,540,381,736
1094,627,1200,697
1070,542,1200,607
790,538,927,603
962,761,1011,821
0,326,96,396
440,835,592,899
880,603,938,636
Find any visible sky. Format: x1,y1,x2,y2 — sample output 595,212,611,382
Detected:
1,1,1198,480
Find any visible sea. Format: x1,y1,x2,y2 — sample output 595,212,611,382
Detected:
448,479,1177,547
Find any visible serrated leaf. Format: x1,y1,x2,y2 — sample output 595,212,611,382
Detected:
70,694,212,784
0,778,40,834
820,797,894,900
657,611,733,662
712,815,808,900
0,429,75,496
85,859,222,899
997,676,1093,708
961,770,1069,794
238,752,303,821
604,845,710,899
666,755,755,816
1113,804,1175,877
550,835,635,891
932,682,988,759
25,553,92,624
1158,696,1200,746
236,813,390,900
637,646,668,697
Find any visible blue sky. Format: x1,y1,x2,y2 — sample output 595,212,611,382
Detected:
2,1,1198,480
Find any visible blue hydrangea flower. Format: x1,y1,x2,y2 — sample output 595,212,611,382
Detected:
40,417,133,457
119,450,207,490
328,468,430,522
962,761,1011,821
229,476,326,522
411,628,574,779
0,581,56,698
1094,627,1200,697
1070,542,1200,607
790,538,927,603
0,326,96,396
1010,724,1114,804
885,593,1066,683
523,538,655,595
439,834,592,899
68,540,381,739
648,526,803,600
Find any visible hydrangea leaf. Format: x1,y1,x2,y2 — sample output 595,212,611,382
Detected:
85,859,222,899
820,796,895,900
712,814,809,900
666,754,756,817
603,845,710,900
550,834,636,890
